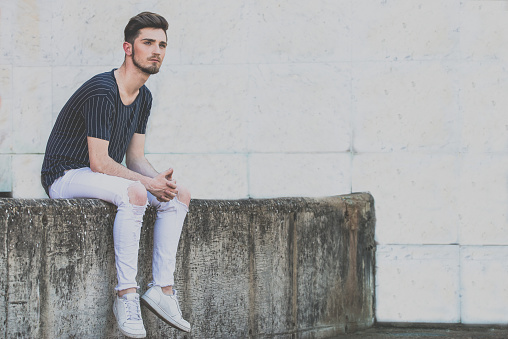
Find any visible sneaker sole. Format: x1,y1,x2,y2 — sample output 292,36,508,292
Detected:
140,295,191,332
113,302,147,338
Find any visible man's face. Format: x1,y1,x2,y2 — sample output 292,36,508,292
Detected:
131,27,167,75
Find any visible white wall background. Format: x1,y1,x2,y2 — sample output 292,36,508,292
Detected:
1,0,507,324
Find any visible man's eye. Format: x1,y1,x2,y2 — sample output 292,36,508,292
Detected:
160,45,166,49
144,41,151,45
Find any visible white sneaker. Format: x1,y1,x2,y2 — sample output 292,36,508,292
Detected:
141,285,191,332
113,293,147,338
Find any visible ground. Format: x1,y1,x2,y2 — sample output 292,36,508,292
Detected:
333,324,508,338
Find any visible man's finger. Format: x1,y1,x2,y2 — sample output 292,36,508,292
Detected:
164,189,178,196
166,180,177,189
163,168,174,180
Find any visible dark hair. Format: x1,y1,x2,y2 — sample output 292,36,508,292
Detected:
124,12,168,45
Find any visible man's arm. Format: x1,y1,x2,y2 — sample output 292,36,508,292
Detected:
88,135,176,201
125,133,160,178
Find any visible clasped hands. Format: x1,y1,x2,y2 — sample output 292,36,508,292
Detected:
149,168,178,202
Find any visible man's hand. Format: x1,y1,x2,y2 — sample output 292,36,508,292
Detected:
147,168,179,202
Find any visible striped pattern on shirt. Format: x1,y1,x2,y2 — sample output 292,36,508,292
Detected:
41,69,152,195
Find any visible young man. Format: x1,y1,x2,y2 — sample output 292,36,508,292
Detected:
41,12,190,338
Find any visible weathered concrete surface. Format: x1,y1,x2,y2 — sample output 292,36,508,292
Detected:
0,193,375,338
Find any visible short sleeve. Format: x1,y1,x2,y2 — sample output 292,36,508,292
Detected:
83,95,114,141
135,91,152,134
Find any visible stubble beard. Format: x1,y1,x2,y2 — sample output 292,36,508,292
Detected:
132,47,161,75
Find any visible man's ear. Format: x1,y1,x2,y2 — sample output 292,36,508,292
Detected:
123,42,133,56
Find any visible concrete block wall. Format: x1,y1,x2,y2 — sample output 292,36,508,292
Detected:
1,0,507,325
0,194,375,338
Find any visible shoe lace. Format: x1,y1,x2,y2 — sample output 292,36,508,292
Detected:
123,296,142,322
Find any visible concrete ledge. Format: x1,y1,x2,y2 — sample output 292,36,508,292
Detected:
0,193,375,338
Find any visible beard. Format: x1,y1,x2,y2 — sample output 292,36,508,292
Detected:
132,47,161,75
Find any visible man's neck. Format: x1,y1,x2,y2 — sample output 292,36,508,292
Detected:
114,63,150,97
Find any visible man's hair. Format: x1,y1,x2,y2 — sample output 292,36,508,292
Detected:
124,12,168,45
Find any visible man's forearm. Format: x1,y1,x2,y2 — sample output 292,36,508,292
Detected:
126,156,160,179
91,155,155,189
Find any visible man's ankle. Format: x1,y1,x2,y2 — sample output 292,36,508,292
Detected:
161,285,173,296
118,287,137,297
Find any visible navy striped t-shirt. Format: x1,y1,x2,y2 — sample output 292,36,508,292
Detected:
41,69,152,195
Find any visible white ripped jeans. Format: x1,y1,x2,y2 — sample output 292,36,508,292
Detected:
49,167,188,291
